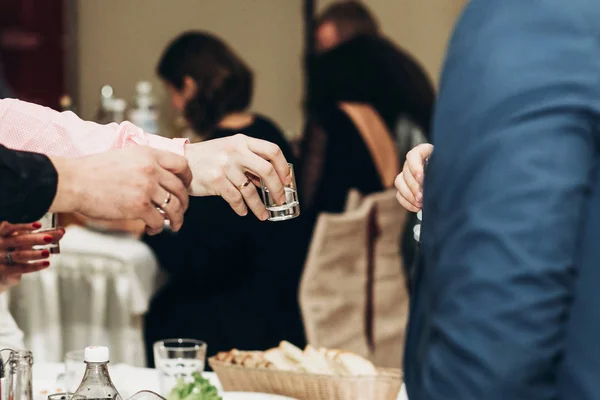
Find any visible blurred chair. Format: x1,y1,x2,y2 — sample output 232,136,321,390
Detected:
0,292,25,349
299,188,409,369
10,226,157,366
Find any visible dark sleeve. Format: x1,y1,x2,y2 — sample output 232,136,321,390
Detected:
407,0,600,399
0,145,58,223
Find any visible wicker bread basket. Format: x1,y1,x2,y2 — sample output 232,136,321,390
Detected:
209,357,402,400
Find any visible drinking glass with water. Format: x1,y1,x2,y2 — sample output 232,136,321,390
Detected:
153,339,207,397
64,350,86,393
261,163,300,221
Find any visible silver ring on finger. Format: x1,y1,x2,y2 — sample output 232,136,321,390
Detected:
156,192,173,231
5,250,14,266
156,192,172,216
160,192,172,209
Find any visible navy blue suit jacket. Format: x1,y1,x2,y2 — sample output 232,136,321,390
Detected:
404,0,600,398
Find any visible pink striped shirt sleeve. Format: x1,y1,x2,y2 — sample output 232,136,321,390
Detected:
0,98,188,157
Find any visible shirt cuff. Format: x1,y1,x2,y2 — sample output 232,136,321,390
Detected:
146,136,189,156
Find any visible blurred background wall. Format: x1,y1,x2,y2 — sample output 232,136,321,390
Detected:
76,0,465,137
1,0,466,137
76,0,304,136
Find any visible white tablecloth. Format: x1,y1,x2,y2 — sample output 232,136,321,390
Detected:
32,363,220,399
10,226,158,366
33,363,408,400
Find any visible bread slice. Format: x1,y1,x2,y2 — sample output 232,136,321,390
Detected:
302,345,335,375
278,341,305,364
215,351,233,363
256,359,273,369
318,348,348,375
214,344,377,377
264,348,301,371
335,351,377,376
240,352,265,368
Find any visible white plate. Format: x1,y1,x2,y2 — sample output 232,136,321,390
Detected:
222,393,297,400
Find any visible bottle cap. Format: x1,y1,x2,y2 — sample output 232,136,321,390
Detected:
84,346,109,363
101,85,114,99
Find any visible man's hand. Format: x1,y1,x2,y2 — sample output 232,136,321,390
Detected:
49,147,192,235
395,143,433,212
185,134,289,221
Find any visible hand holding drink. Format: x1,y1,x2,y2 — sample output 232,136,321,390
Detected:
260,163,300,222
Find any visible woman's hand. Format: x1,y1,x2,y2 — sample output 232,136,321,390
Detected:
184,134,290,220
0,221,65,292
395,143,434,212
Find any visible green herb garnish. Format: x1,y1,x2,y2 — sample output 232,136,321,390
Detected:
167,372,222,400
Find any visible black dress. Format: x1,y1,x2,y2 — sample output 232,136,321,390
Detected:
143,115,307,367
298,105,383,227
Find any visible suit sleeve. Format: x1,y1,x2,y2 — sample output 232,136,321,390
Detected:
412,0,600,399
0,145,57,223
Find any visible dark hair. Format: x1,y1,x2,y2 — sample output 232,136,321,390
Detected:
316,1,379,43
157,31,253,135
308,36,435,134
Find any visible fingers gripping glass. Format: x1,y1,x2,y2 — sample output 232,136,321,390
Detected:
260,163,300,221
33,213,60,254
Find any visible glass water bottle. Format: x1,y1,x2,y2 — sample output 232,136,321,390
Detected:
74,347,122,400
6,350,33,400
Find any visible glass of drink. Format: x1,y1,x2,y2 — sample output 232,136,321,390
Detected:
261,163,300,221
64,350,86,393
33,213,60,254
153,339,207,396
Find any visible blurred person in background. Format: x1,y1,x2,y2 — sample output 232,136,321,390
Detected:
403,0,600,398
314,0,434,135
142,31,307,367
314,0,378,53
298,9,434,274
300,36,404,223
307,1,436,276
